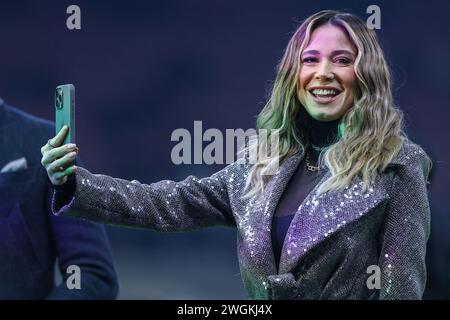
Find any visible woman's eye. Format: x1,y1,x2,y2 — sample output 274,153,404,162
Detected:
334,57,351,64
302,57,318,63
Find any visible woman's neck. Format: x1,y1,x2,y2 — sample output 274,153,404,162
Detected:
297,111,340,161
307,116,340,149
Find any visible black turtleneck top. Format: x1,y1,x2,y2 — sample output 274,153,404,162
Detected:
271,115,340,272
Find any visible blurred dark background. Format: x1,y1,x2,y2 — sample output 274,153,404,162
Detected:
0,0,448,299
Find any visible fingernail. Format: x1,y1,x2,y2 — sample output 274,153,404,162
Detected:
66,144,76,149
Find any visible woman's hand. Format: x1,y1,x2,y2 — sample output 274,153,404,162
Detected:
41,125,79,186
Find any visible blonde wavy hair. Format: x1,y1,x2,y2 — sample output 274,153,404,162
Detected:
241,10,408,199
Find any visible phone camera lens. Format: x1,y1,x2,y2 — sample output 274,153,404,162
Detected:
55,90,63,109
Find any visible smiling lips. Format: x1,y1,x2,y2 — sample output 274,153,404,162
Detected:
308,86,343,104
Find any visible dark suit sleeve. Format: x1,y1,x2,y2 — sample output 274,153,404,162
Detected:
378,147,432,299
45,160,119,300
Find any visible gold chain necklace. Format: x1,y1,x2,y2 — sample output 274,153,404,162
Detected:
305,143,330,172
305,153,320,172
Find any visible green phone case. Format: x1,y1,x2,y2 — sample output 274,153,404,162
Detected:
55,84,75,145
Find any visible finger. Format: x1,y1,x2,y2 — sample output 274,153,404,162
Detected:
50,157,77,176
50,126,69,147
53,125,70,147
42,144,78,166
41,142,52,156
41,144,78,167
48,156,76,177
47,151,78,175
52,165,77,185
41,125,69,155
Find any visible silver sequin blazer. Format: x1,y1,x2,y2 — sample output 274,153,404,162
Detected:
52,141,432,300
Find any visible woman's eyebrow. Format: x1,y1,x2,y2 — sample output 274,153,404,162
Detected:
302,50,320,56
301,49,355,56
331,49,355,56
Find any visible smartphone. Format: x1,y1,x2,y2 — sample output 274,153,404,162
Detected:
55,84,75,145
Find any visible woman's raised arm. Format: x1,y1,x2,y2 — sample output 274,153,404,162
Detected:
41,126,239,231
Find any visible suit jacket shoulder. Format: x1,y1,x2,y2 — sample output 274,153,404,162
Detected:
0,99,54,167
388,139,432,183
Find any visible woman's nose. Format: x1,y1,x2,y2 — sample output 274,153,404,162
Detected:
314,61,334,80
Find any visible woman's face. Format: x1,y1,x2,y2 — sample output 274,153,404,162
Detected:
298,24,358,122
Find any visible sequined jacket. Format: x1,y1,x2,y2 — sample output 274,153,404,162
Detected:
52,141,432,300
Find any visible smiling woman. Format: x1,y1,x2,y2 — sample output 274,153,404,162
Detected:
41,10,432,300
244,10,411,198
298,24,357,121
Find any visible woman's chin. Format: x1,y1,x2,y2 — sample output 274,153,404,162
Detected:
306,101,351,121
305,106,345,122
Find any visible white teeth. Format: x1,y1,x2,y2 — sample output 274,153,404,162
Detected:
311,89,339,96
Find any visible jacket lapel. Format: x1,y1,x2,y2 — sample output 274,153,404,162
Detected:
277,165,390,274
247,150,305,276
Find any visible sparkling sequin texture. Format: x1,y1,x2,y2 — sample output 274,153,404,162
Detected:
52,141,431,300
